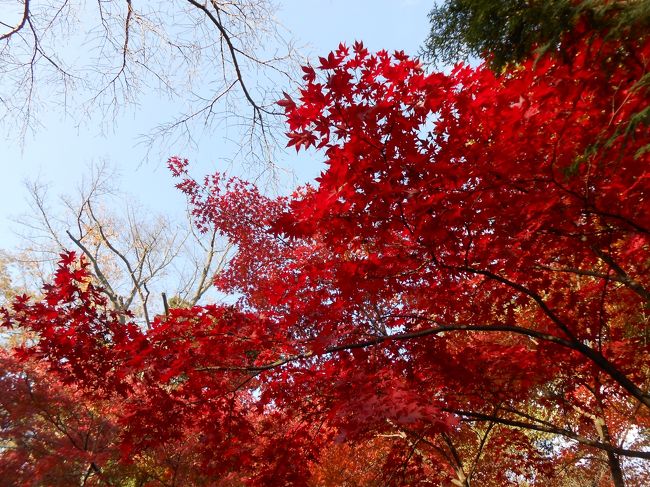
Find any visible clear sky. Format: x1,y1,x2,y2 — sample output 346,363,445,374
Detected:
1,0,432,249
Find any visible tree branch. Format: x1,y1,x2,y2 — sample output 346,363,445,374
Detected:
186,0,278,122
450,409,650,460
0,0,29,41
456,265,650,409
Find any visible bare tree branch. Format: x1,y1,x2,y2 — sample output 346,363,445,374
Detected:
1,0,300,168
0,0,29,41
12,162,232,323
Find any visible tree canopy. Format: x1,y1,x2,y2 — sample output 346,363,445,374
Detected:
423,0,650,69
1,7,649,486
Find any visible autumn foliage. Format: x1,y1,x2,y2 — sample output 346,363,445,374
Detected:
2,17,649,486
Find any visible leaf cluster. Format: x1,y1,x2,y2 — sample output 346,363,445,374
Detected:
423,0,650,69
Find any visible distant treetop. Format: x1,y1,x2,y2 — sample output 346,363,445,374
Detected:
423,0,650,69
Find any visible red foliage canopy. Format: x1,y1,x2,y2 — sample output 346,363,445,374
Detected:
2,21,649,486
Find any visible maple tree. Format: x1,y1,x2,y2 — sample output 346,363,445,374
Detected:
2,12,650,486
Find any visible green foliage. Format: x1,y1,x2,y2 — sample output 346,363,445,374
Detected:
423,0,650,70
423,0,575,69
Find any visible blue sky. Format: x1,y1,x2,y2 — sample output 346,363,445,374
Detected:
1,0,432,248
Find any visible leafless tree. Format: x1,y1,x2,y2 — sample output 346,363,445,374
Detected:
0,0,299,169
10,161,234,328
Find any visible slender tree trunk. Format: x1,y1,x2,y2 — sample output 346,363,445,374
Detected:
601,422,625,487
